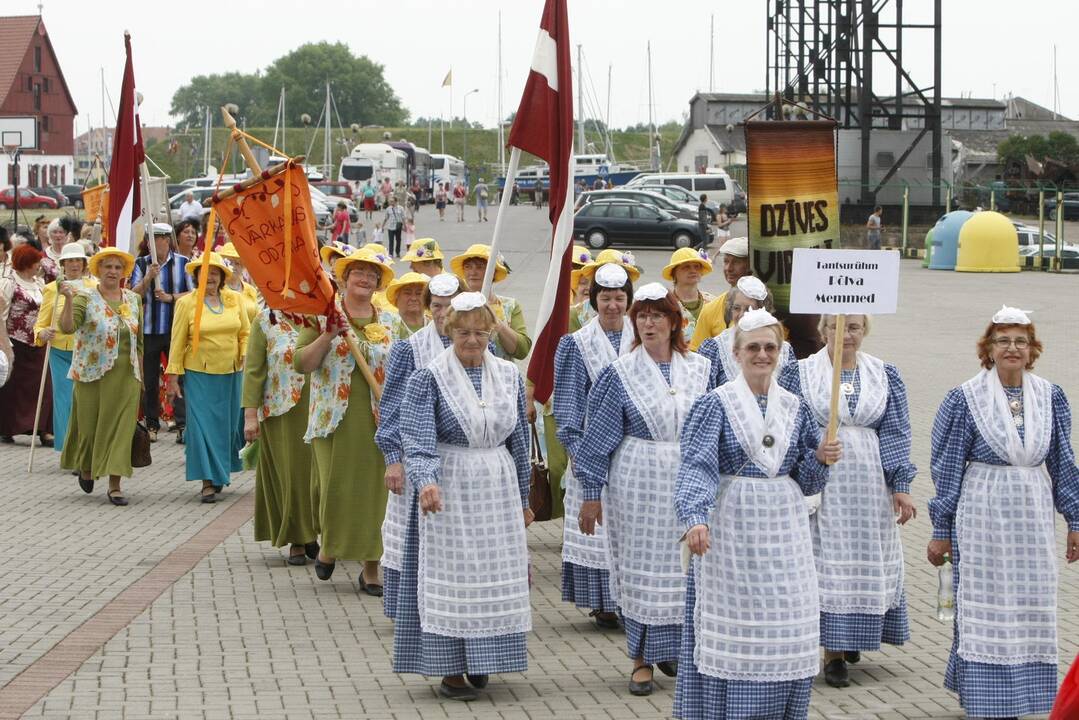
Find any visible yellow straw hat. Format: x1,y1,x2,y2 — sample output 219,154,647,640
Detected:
184,251,233,281
571,245,594,268
217,241,241,260
385,271,431,307
401,237,445,263
88,247,135,278
334,248,395,290
580,248,641,282
661,246,713,282
362,242,395,264
449,243,509,284
319,240,352,266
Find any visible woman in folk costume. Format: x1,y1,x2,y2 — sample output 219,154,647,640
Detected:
394,292,532,702
241,306,318,567
674,308,841,720
375,273,461,620
57,248,142,505
166,252,250,504
554,262,637,629
662,247,715,346
450,244,531,361
217,242,261,322
295,248,395,594
383,272,429,339
34,243,97,453
576,283,711,696
927,306,1079,720
568,249,640,333
697,276,797,391
796,314,917,689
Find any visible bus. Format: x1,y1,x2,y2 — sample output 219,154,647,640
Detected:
431,153,465,193
338,143,408,194
386,141,433,203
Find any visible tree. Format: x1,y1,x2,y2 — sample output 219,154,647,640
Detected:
169,71,265,128
998,132,1079,168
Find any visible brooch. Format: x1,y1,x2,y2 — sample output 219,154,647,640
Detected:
762,435,775,448
840,382,855,396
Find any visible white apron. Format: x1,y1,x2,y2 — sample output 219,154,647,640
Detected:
380,323,441,573
694,376,820,682
713,327,795,385
957,369,1057,666
562,316,635,569
418,348,532,638
607,348,709,625
800,349,904,616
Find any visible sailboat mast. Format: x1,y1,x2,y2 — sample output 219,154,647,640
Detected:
710,15,715,92
647,41,657,171
498,10,505,173
577,44,585,154
324,81,331,178
606,64,615,162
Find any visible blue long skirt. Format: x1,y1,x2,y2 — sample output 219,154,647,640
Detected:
49,348,73,452
392,490,527,676
674,571,813,720
183,370,243,485
624,617,680,664
561,562,618,613
820,596,910,651
383,568,400,620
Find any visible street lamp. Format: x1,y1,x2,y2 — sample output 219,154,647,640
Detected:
463,88,479,182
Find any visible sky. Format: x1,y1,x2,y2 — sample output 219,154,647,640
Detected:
20,0,1079,134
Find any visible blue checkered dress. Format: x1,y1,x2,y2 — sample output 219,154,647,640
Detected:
929,383,1079,718
673,391,828,720
575,363,681,664
554,330,624,613
375,335,452,620
392,364,531,677
698,336,800,392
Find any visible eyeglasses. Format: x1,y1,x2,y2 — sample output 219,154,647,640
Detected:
452,329,491,341
825,323,865,335
636,312,668,324
743,342,780,355
992,336,1030,349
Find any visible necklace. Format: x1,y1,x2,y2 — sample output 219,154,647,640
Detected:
1004,386,1024,428
203,296,224,315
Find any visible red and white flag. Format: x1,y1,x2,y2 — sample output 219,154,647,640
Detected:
510,0,574,405
105,32,145,255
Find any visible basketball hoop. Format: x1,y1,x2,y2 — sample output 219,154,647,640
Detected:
2,143,19,161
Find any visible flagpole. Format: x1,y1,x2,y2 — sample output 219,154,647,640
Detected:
480,146,521,298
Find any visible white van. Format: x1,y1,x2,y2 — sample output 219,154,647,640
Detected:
627,172,745,213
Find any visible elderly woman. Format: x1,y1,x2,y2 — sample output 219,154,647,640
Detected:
576,283,711,695
450,244,531,361
295,248,395,593
34,244,97,453
927,305,1079,720
57,248,142,505
175,219,200,259
663,247,715,345
166,252,250,503
39,218,68,283
0,245,51,445
688,237,752,351
376,273,461,620
797,314,917,688
384,271,429,339
698,275,797,390
401,237,445,277
674,308,841,720
554,262,636,629
569,249,636,332
242,306,318,566
217,242,260,321
393,292,532,701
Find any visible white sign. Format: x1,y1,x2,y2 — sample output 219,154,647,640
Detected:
789,248,900,315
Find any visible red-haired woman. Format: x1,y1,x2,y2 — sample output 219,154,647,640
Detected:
0,244,51,444
576,283,711,696
928,305,1079,720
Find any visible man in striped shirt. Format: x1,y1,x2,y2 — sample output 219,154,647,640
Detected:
130,223,193,442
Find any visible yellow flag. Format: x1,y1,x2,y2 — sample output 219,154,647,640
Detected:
442,69,452,87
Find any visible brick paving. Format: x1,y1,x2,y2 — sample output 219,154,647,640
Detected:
1,206,1076,719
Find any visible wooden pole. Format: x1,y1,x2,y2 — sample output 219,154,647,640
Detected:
825,313,845,451
221,106,262,175
28,285,63,472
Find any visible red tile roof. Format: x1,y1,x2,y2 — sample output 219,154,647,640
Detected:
0,15,40,108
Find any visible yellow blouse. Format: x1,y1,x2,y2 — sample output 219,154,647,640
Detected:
166,288,250,375
688,291,730,350
33,277,99,351
228,281,260,322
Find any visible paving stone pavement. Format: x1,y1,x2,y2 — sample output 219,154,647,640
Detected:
1,206,1077,719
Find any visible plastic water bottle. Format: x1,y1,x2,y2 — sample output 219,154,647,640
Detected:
936,553,955,622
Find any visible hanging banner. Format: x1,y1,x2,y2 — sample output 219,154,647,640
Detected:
746,120,839,311
82,184,109,239
213,164,334,315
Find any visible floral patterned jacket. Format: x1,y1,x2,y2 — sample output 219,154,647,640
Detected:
70,289,142,384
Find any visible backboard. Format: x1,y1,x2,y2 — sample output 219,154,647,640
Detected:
0,117,39,150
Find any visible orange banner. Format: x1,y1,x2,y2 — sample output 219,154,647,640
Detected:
212,164,334,315
81,184,109,239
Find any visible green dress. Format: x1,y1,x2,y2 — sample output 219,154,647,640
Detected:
242,320,317,547
295,316,387,562
60,294,142,478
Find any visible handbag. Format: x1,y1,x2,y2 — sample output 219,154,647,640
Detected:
131,421,153,468
527,419,553,522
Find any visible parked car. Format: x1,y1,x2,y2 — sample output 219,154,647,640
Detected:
635,183,719,219
576,189,697,220
626,171,747,214
0,187,58,209
309,185,358,224
312,181,353,200
31,187,69,207
1018,242,1079,259
166,183,189,199
1012,223,1057,250
53,184,86,208
1044,192,1079,221
573,199,707,250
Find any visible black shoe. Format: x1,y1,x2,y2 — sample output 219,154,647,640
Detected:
175,429,185,445
359,575,383,597
823,658,850,688
437,680,478,701
314,559,336,581
628,666,654,696
200,488,216,504
78,476,94,494
656,661,678,677
107,490,129,506
287,546,307,566
844,651,861,664
465,674,489,689
212,485,223,494
591,610,620,629
38,434,53,448
304,542,320,560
